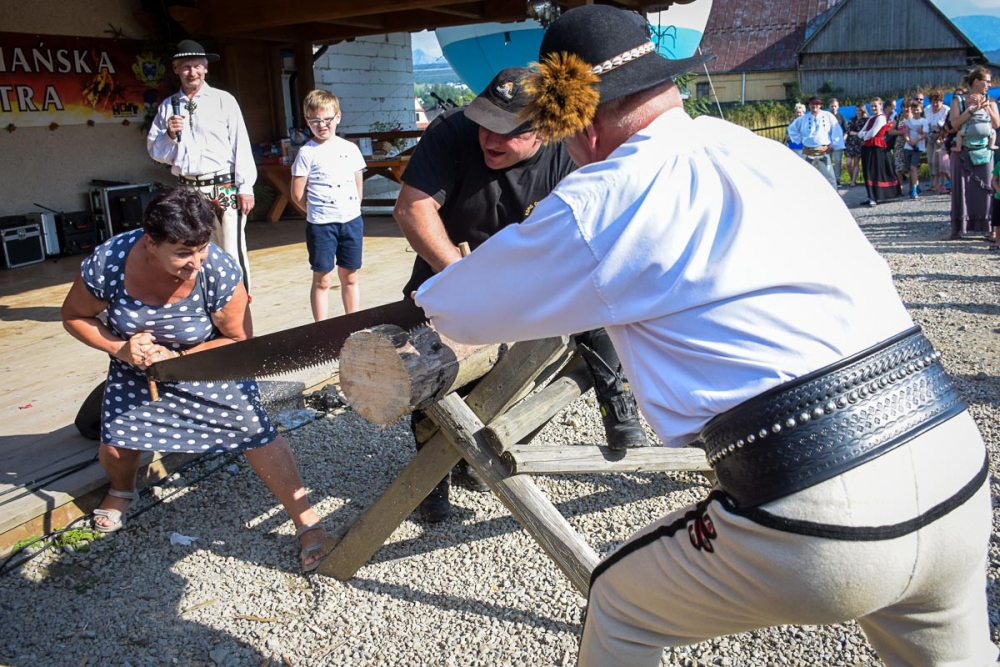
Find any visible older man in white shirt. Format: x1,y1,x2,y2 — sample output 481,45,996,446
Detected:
787,96,844,189
147,40,257,292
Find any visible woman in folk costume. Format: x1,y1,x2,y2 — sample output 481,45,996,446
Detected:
859,97,901,206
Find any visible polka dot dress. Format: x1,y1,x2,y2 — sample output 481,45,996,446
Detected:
81,230,277,453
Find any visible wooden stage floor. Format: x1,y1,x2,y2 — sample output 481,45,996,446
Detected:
0,214,414,552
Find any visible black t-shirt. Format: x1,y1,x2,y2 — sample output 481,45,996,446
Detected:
401,107,576,294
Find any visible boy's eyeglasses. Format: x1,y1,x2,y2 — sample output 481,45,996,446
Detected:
306,117,338,127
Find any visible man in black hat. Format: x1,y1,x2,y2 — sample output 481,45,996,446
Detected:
787,96,843,189
147,40,257,292
413,6,994,665
394,66,649,523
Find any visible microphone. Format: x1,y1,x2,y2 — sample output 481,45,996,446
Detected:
171,95,182,142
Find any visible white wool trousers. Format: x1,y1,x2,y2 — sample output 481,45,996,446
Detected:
801,151,839,189
580,411,997,666
186,178,251,293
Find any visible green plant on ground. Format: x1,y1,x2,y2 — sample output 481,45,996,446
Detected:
9,535,39,556
75,576,98,594
54,528,100,552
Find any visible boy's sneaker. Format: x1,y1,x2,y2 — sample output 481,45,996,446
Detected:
910,188,918,199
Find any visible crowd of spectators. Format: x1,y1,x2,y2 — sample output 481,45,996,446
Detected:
784,68,1000,234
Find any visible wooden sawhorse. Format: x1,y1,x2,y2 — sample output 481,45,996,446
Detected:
316,331,711,595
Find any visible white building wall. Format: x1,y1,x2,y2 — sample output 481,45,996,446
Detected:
0,0,170,218
314,34,415,201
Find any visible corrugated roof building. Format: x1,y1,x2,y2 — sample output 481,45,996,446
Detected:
798,0,987,98
691,0,989,103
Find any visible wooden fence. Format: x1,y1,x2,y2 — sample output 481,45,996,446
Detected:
749,123,788,143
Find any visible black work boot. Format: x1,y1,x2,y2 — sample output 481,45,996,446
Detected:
413,409,453,522
577,335,649,452
453,460,490,493
419,474,451,523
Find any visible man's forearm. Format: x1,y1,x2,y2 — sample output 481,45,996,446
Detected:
400,216,462,272
395,210,461,273
394,186,464,273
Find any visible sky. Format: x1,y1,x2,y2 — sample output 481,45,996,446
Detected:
410,30,443,62
929,0,1000,18
410,0,1000,62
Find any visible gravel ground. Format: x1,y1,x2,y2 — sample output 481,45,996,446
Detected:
2,183,999,667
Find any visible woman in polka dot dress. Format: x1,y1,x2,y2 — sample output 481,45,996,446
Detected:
61,187,327,571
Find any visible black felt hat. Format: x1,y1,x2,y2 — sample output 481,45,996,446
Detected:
464,67,534,136
520,5,714,142
538,5,712,106
172,40,220,63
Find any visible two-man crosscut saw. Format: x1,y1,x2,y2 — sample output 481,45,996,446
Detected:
147,298,427,382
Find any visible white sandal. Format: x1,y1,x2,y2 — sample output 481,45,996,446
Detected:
92,488,138,534
295,523,327,573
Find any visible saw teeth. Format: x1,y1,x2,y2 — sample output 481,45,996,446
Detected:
406,321,433,336
257,358,338,380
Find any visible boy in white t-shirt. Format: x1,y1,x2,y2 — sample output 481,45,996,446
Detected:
902,99,929,199
291,89,367,320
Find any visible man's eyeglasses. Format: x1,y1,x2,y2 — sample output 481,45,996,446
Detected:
306,116,338,127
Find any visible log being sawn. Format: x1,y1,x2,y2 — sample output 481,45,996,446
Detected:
339,323,504,425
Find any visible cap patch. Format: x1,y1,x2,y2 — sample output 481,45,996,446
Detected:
496,81,516,101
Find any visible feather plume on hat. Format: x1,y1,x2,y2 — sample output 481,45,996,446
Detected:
519,52,600,144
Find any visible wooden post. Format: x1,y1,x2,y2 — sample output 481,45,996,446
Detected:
317,434,463,581
482,355,590,454
293,41,315,102
466,336,570,422
427,394,600,596
503,444,711,475
416,339,573,449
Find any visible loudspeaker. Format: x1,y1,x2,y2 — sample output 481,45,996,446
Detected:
90,184,153,238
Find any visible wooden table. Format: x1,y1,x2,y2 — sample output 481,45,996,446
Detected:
257,157,411,222
257,164,304,223
363,156,410,185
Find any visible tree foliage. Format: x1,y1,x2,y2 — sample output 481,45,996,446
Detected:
415,83,476,109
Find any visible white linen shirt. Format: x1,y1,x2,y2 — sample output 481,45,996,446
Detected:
787,109,844,148
291,137,366,224
924,104,949,135
415,108,912,447
147,83,257,196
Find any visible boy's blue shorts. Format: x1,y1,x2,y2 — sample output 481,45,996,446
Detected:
305,216,363,273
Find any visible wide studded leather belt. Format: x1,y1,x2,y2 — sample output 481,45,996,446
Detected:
178,172,235,187
802,145,830,157
696,327,966,508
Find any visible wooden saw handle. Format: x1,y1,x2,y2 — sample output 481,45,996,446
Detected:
147,373,160,402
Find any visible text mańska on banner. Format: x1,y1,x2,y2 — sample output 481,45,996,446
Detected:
0,32,171,127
